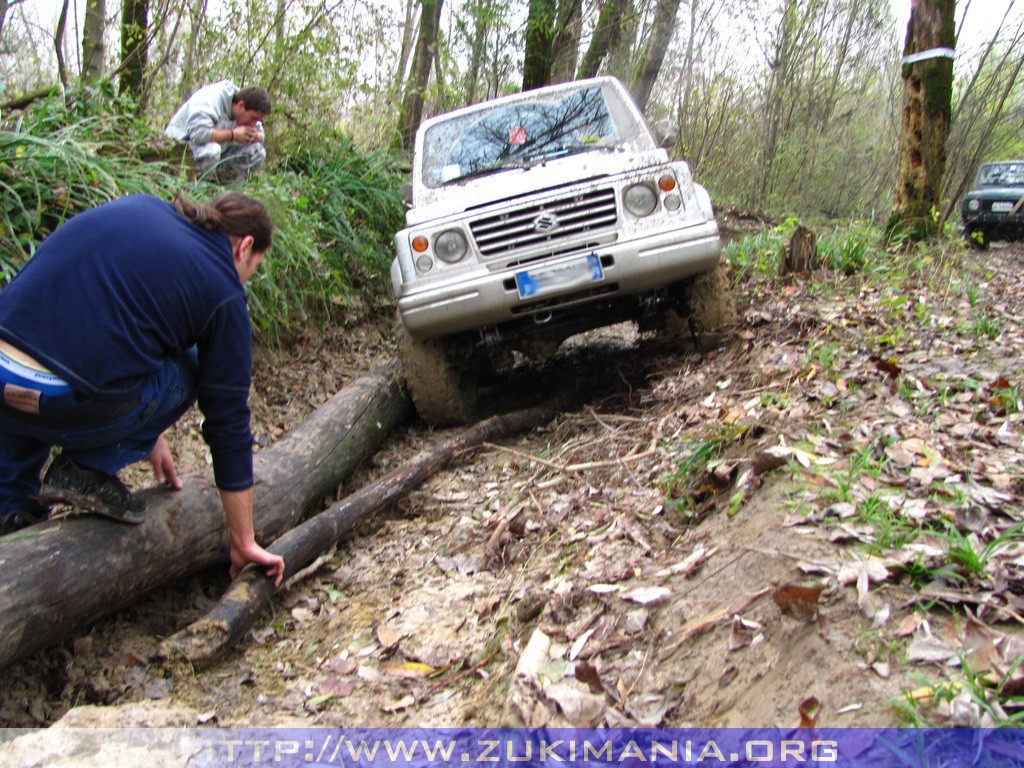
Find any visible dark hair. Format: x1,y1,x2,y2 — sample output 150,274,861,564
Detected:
233,86,271,115
174,192,273,252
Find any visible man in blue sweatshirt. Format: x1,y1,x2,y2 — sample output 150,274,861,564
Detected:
0,193,285,587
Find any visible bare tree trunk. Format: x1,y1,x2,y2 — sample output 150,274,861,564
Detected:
523,0,557,90
577,0,629,79
887,0,956,241
396,0,444,152
178,0,208,102
630,0,682,112
81,0,105,83
395,0,419,93
119,0,148,100
756,0,798,205
549,0,582,83
0,0,14,44
0,365,410,673
54,0,70,90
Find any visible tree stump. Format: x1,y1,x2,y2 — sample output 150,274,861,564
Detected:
780,225,819,275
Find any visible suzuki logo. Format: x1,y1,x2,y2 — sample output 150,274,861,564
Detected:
532,212,560,232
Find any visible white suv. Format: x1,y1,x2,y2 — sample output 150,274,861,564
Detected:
392,77,728,424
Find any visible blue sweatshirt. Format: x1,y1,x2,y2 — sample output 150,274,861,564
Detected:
0,195,255,491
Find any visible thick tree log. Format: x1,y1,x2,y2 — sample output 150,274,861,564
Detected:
161,400,564,664
0,86,59,113
0,363,409,672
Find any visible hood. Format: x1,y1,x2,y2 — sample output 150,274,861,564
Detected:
965,186,1024,200
405,147,670,226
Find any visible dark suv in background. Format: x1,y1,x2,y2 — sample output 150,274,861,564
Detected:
962,161,1024,248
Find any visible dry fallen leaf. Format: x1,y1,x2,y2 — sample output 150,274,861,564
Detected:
619,586,672,605
772,584,824,621
382,660,435,679
573,661,605,694
376,624,402,651
798,695,820,728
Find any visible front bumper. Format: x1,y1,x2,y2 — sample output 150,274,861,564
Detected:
963,212,1024,226
395,219,721,340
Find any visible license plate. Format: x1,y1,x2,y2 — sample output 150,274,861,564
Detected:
991,201,1015,213
515,254,604,299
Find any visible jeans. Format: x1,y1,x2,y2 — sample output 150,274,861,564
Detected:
0,350,199,517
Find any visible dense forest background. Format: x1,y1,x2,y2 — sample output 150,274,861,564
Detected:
0,0,1022,335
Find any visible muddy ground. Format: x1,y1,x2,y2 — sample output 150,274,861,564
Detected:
1,230,1023,732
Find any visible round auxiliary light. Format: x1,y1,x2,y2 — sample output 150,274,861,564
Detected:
434,229,469,263
415,255,433,272
658,174,677,192
967,199,981,211
411,235,430,253
664,194,682,211
624,183,658,217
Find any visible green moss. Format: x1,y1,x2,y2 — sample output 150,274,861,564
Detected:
923,59,954,118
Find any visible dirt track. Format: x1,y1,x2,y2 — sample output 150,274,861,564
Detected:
1,239,1023,730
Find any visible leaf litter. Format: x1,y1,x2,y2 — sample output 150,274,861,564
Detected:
2,244,1024,729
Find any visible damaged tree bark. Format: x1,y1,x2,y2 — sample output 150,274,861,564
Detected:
160,400,565,664
0,363,409,673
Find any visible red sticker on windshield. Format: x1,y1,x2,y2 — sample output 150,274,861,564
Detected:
509,126,526,145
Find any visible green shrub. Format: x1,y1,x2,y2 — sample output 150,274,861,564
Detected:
0,85,405,344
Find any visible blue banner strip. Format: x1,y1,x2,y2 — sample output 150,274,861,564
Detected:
3,727,1024,767
190,728,1024,767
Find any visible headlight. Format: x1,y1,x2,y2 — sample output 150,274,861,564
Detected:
434,230,468,263
968,199,981,211
624,183,658,217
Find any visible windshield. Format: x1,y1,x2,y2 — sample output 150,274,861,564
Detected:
421,85,638,189
976,162,1024,187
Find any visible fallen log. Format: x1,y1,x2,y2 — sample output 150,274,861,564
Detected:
0,363,409,672
160,400,564,664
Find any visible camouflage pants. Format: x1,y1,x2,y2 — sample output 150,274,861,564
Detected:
191,129,266,182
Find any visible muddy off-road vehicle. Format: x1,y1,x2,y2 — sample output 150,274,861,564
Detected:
391,77,730,424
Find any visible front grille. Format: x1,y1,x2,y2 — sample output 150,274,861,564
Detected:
470,188,617,262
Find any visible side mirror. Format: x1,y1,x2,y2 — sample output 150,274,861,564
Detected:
653,119,674,149
400,183,413,208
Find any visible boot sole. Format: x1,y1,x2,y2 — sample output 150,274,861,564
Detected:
35,487,146,525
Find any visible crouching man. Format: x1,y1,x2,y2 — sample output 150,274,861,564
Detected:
0,192,285,587
166,81,271,182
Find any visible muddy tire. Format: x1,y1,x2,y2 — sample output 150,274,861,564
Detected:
397,323,478,426
681,260,737,351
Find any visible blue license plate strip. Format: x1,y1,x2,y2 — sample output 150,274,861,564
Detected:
515,254,604,299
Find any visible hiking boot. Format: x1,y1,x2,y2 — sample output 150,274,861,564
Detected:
38,454,146,524
0,509,46,536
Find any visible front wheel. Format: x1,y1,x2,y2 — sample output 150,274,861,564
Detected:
664,261,737,351
397,321,478,426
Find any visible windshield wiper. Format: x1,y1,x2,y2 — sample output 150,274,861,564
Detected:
445,160,528,184
518,141,616,166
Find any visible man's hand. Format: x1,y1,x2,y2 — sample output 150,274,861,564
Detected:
232,126,261,145
148,435,182,490
230,541,286,587
221,487,285,588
